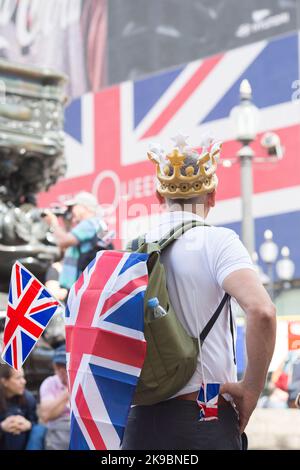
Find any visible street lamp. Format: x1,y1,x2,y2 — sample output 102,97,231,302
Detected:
276,246,295,289
230,80,259,256
252,251,270,285
259,230,279,300
230,79,260,144
258,232,296,299
227,80,284,256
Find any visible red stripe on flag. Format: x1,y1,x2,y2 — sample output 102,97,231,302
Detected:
100,274,148,317
4,304,44,345
205,407,218,419
75,252,124,325
29,301,59,314
75,273,85,296
3,277,45,348
12,336,18,370
66,326,146,370
66,325,147,390
141,54,223,139
95,329,146,368
75,384,107,450
16,264,21,298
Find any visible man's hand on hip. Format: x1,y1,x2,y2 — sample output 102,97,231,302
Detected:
220,381,261,433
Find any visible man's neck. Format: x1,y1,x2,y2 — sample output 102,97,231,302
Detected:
168,205,207,219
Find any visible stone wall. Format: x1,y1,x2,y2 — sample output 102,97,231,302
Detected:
246,409,300,450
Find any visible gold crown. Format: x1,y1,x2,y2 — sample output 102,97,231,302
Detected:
147,135,222,199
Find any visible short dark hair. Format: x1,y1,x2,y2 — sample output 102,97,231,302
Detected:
0,364,25,413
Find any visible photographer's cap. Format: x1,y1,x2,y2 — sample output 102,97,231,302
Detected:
65,191,100,213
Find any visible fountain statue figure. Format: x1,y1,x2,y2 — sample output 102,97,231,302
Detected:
0,60,67,294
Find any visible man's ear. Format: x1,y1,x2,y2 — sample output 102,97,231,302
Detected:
208,190,216,208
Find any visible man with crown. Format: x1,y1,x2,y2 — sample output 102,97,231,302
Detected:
122,134,276,450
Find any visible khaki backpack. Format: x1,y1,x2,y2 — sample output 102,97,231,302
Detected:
127,220,230,406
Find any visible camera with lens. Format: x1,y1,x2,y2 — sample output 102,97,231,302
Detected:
40,206,71,219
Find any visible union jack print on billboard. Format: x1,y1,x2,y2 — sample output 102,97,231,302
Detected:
39,32,300,277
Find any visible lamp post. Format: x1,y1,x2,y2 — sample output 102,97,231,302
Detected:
259,230,279,300
258,232,295,300
276,246,295,289
230,80,259,256
228,80,283,256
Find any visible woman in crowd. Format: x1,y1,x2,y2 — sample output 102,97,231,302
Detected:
0,364,37,450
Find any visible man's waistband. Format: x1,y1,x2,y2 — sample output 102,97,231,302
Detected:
173,391,231,407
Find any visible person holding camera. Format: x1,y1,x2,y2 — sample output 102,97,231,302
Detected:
44,191,107,291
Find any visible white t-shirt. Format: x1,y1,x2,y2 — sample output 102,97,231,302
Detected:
145,211,255,396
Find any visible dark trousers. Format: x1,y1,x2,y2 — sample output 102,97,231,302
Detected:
122,399,243,450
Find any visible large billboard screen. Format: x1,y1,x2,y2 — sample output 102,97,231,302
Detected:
39,32,300,282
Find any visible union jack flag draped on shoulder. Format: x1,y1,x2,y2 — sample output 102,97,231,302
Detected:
1,261,61,370
65,250,148,450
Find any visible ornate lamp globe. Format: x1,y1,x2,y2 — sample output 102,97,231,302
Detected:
276,246,295,281
259,230,279,264
230,79,260,145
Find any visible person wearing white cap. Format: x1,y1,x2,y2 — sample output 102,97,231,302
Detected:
44,191,107,290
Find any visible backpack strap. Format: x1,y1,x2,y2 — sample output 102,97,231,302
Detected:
127,235,147,252
200,293,236,365
158,220,208,251
200,293,229,346
128,220,208,253
228,298,237,365
158,221,235,357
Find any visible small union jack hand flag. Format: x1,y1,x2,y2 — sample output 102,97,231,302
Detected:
197,383,220,421
1,261,61,370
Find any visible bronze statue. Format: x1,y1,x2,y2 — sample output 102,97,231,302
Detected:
0,60,67,293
